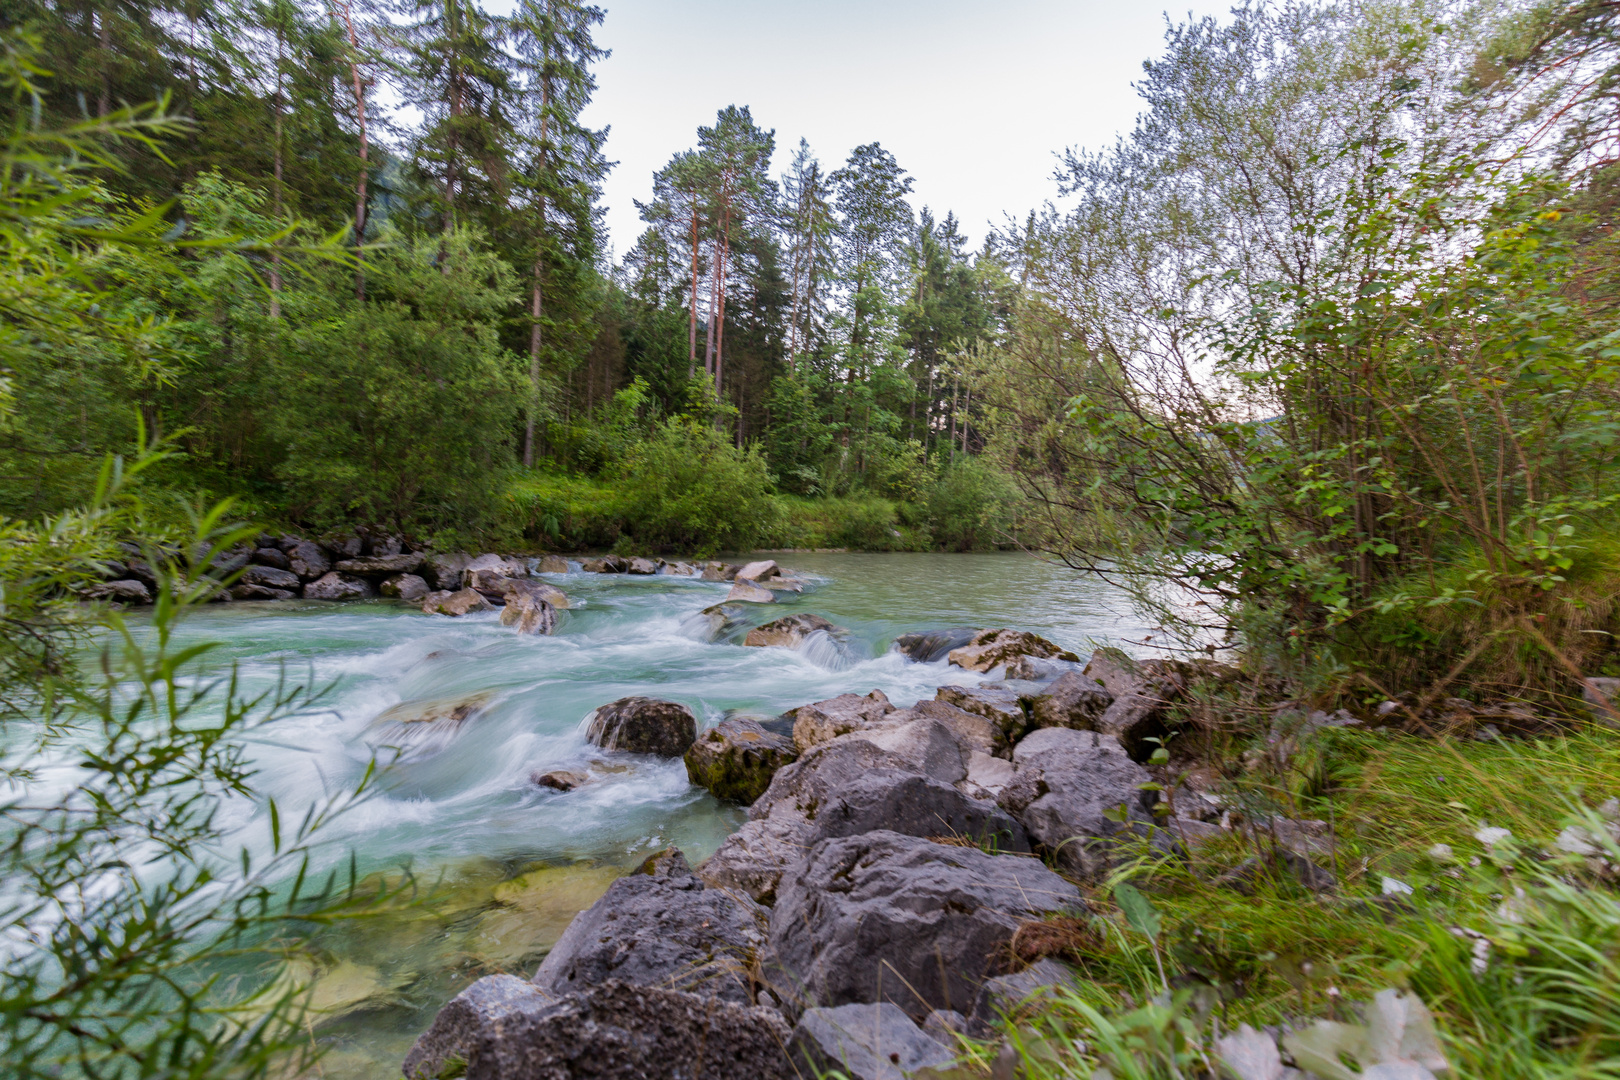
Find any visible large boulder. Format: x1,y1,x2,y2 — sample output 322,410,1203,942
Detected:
381,573,430,601
766,830,1086,1021
999,728,1165,879
465,552,529,578
726,580,774,603
892,628,980,663
789,1003,955,1080
532,849,768,1005
581,556,628,574
1082,648,1185,760
837,717,972,786
422,552,472,591
229,582,296,601
85,579,152,604
806,770,1027,853
700,562,740,581
250,546,291,571
536,555,570,574
626,556,659,575
685,717,799,804
500,593,556,635
948,629,1079,673
504,579,570,609
421,588,495,616
743,613,841,648
585,697,698,758
303,572,376,600
734,559,780,582
285,540,330,581
402,977,791,1080
1025,670,1115,732
335,553,424,577
242,564,301,591
935,684,1029,748
791,690,894,750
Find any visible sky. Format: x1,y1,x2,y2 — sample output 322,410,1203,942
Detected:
483,0,1233,257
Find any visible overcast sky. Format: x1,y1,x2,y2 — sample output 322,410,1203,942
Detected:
483,1,1233,256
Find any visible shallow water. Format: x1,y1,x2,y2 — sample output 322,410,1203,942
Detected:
140,551,1157,1073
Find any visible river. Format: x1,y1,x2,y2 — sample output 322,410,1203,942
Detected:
152,551,1156,1075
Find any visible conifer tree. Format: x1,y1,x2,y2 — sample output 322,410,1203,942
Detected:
781,138,837,371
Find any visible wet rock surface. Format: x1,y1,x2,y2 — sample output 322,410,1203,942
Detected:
743,612,841,648
892,627,981,663
500,593,556,635
684,717,799,804
791,689,895,749
303,571,376,600
585,697,698,758
948,628,1080,673
421,587,495,616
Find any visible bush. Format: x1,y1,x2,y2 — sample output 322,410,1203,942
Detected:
506,471,624,550
617,420,782,556
924,457,1022,551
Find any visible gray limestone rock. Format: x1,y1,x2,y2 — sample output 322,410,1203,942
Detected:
85,579,152,604
585,697,698,758
744,612,842,648
948,629,1079,673
934,684,1029,748
726,580,775,603
302,571,376,600
684,717,799,805
335,553,424,577
285,540,330,581
791,689,895,750
421,587,494,616
969,958,1081,1032
500,593,556,635
242,564,301,590
1025,670,1114,732
381,573,430,601
790,1003,956,1080
421,551,472,590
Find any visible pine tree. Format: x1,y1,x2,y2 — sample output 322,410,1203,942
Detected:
693,106,775,400
780,138,837,372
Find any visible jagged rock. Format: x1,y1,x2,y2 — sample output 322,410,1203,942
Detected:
791,690,895,749
888,699,1000,757
536,555,570,574
1025,670,1114,731
464,553,529,580
286,540,331,580
922,1009,969,1045
970,958,1080,1031
840,717,972,785
1006,654,1088,681
229,583,296,601
85,579,152,604
686,602,745,642
500,593,556,635
734,559,780,582
336,553,424,576
807,770,1027,852
700,562,740,581
581,556,628,574
892,628,980,663
531,770,587,791
999,728,1165,880
935,684,1029,747
303,572,376,600
789,1003,956,1080
961,751,1017,801
422,552,472,590
585,697,697,757
685,717,799,804
381,573,430,601
250,546,291,571
363,531,404,557
401,977,792,1080
242,564,302,590
766,830,1086,1021
626,557,659,575
726,580,775,603
660,560,698,576
323,534,363,559
533,848,769,1005
744,613,841,649
421,588,495,616
503,579,569,609
1081,647,1194,759
948,629,1079,673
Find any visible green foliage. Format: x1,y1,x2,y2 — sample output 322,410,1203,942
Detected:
616,419,782,556
271,227,521,532
506,470,623,550
924,457,1021,551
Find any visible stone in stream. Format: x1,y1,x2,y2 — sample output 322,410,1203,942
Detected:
948,628,1080,673
660,559,698,576
421,552,471,590
585,697,697,758
892,627,981,663
765,830,1086,1022
999,728,1168,880
684,717,799,805
285,540,330,581
581,556,628,573
532,847,769,1005
686,602,744,642
762,577,806,592
536,554,570,574
789,1003,956,1080
505,579,569,609
626,556,659,575
402,977,792,1080
381,573,430,601
500,593,556,635
420,588,494,616
790,689,895,749
700,562,740,581
368,693,493,761
734,559,780,582
726,579,774,603
743,612,841,649
335,553,424,577
302,571,376,600
241,564,302,591
531,769,587,792
250,546,291,571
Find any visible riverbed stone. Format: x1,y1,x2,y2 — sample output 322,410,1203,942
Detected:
766,830,1086,1021
1000,728,1165,879
368,692,493,761
422,552,471,590
500,593,556,635
791,689,895,750
701,562,739,581
381,573,430,601
503,579,569,609
533,848,769,1005
532,770,587,791
421,588,494,616
1026,670,1115,732
626,556,659,575
685,717,799,804
465,552,529,579
585,697,697,757
734,559,780,582
789,1003,956,1080
303,572,376,600
536,555,569,574
948,629,1080,673
251,546,291,571
402,977,792,1080
336,553,424,577
744,612,841,648
726,580,775,603
581,556,628,574
242,564,302,590
286,540,330,580
892,627,980,663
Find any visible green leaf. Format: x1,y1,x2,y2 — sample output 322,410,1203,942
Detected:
1113,881,1161,941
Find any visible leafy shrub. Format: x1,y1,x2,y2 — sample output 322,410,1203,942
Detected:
924,457,1021,551
506,472,624,550
617,420,782,556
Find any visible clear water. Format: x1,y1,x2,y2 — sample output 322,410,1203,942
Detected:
142,552,1155,1074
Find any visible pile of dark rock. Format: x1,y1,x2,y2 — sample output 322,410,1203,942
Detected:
403,634,1255,1080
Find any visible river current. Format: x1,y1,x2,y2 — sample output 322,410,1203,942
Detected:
147,551,1156,1074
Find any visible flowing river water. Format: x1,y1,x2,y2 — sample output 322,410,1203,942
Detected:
148,551,1159,1076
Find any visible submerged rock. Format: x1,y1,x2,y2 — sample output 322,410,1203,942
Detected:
368,693,493,761
531,769,587,792
948,629,1079,673
500,593,556,635
766,830,1086,1021
303,572,376,600
686,602,745,641
585,697,698,758
684,717,799,804
726,580,774,603
892,627,980,663
402,977,791,1080
421,587,494,616
743,612,841,648
789,1002,955,1080
532,847,769,1005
